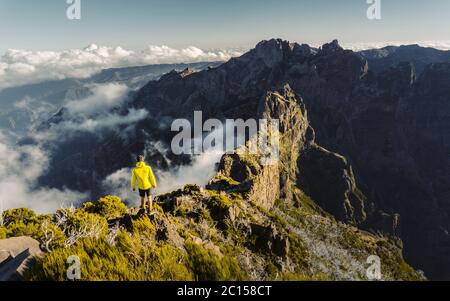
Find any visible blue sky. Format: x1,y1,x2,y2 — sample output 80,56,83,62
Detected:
0,0,449,52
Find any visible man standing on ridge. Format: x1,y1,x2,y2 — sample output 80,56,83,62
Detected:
131,155,157,214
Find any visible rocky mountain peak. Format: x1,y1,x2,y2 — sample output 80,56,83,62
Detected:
319,39,344,54
250,39,316,66
158,67,195,82
249,38,292,67
254,38,288,51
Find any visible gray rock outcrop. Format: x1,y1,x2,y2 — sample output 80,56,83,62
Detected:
0,237,42,281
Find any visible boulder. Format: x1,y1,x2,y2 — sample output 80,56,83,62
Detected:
150,212,185,250
0,237,42,281
250,224,290,259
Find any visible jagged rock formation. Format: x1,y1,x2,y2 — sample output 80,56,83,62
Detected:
35,39,450,279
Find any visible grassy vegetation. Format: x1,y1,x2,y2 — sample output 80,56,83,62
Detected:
205,190,242,224
185,241,248,281
0,227,7,239
28,229,250,281
212,174,241,186
206,190,234,210
2,208,66,250
2,183,423,281
93,196,128,220
290,185,333,219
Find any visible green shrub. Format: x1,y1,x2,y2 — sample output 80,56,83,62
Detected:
29,229,194,281
2,208,38,226
114,229,193,281
4,216,67,251
131,216,156,239
209,174,241,189
94,196,128,220
186,241,248,281
199,208,214,224
154,203,165,214
39,221,67,251
64,209,108,238
81,202,95,213
207,190,233,209
144,243,193,281
264,262,279,280
0,227,6,239
5,220,40,238
205,190,240,221
28,237,134,281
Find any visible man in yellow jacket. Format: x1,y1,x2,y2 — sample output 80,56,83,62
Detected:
131,155,157,213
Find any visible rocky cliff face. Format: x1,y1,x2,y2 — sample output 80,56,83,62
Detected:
36,39,450,279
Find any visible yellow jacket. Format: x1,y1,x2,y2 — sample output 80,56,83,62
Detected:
131,162,157,190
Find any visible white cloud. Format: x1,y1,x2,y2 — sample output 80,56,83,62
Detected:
2,40,450,90
0,131,87,213
63,108,148,133
0,45,242,91
66,83,130,115
0,83,147,213
2,40,448,91
101,168,136,205
35,108,149,143
27,81,146,143
154,149,224,196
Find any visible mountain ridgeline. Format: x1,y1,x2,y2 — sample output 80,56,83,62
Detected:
35,39,450,280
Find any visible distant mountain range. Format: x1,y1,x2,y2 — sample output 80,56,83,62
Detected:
0,62,220,136
7,40,450,280
359,44,450,73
